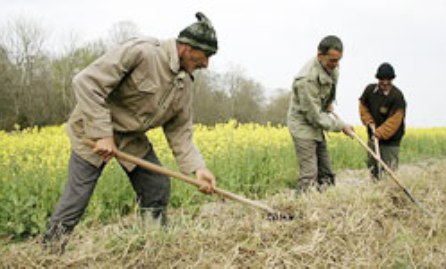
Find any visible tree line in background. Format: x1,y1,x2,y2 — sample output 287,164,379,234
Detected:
0,18,290,131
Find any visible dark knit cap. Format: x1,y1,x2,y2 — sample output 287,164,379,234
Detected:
376,63,396,80
177,12,218,55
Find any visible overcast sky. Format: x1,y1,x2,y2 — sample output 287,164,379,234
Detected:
1,0,445,127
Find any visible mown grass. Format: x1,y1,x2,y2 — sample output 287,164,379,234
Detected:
1,158,445,268
0,122,445,239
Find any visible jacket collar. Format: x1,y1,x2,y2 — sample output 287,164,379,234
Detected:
373,85,392,96
159,39,181,74
314,57,338,85
161,39,195,81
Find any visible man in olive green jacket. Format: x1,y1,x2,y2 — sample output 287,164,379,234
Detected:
42,12,218,253
287,35,354,194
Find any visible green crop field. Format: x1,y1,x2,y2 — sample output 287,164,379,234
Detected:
1,121,445,238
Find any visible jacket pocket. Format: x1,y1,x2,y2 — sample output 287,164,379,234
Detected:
132,79,161,126
70,116,85,137
135,78,158,94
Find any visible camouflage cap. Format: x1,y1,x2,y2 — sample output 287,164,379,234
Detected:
177,12,218,55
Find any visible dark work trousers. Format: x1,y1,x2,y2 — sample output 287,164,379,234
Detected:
48,149,170,229
367,140,400,179
292,136,336,192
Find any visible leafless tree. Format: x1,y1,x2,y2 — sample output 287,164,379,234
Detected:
0,46,17,129
222,67,265,123
0,17,49,128
107,21,141,46
263,89,290,125
51,33,107,120
192,71,231,125
0,16,286,130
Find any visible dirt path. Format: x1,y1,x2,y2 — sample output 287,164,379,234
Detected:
337,157,445,187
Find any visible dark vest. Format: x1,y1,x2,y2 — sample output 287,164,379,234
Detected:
360,83,406,146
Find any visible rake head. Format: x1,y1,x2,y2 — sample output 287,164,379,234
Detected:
266,211,295,221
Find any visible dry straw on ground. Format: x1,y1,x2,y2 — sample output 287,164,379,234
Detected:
1,159,445,268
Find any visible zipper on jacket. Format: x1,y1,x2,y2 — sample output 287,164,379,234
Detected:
158,80,176,107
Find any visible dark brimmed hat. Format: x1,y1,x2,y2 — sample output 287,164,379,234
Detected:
376,63,396,80
177,12,218,55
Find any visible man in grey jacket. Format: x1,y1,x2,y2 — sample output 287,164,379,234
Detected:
287,35,354,194
42,12,218,253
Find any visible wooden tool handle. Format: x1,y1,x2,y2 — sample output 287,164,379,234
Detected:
83,138,276,214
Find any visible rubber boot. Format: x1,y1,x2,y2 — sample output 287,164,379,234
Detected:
41,223,73,255
140,206,168,227
317,175,335,193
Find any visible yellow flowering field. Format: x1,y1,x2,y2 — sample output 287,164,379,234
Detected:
1,121,445,237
